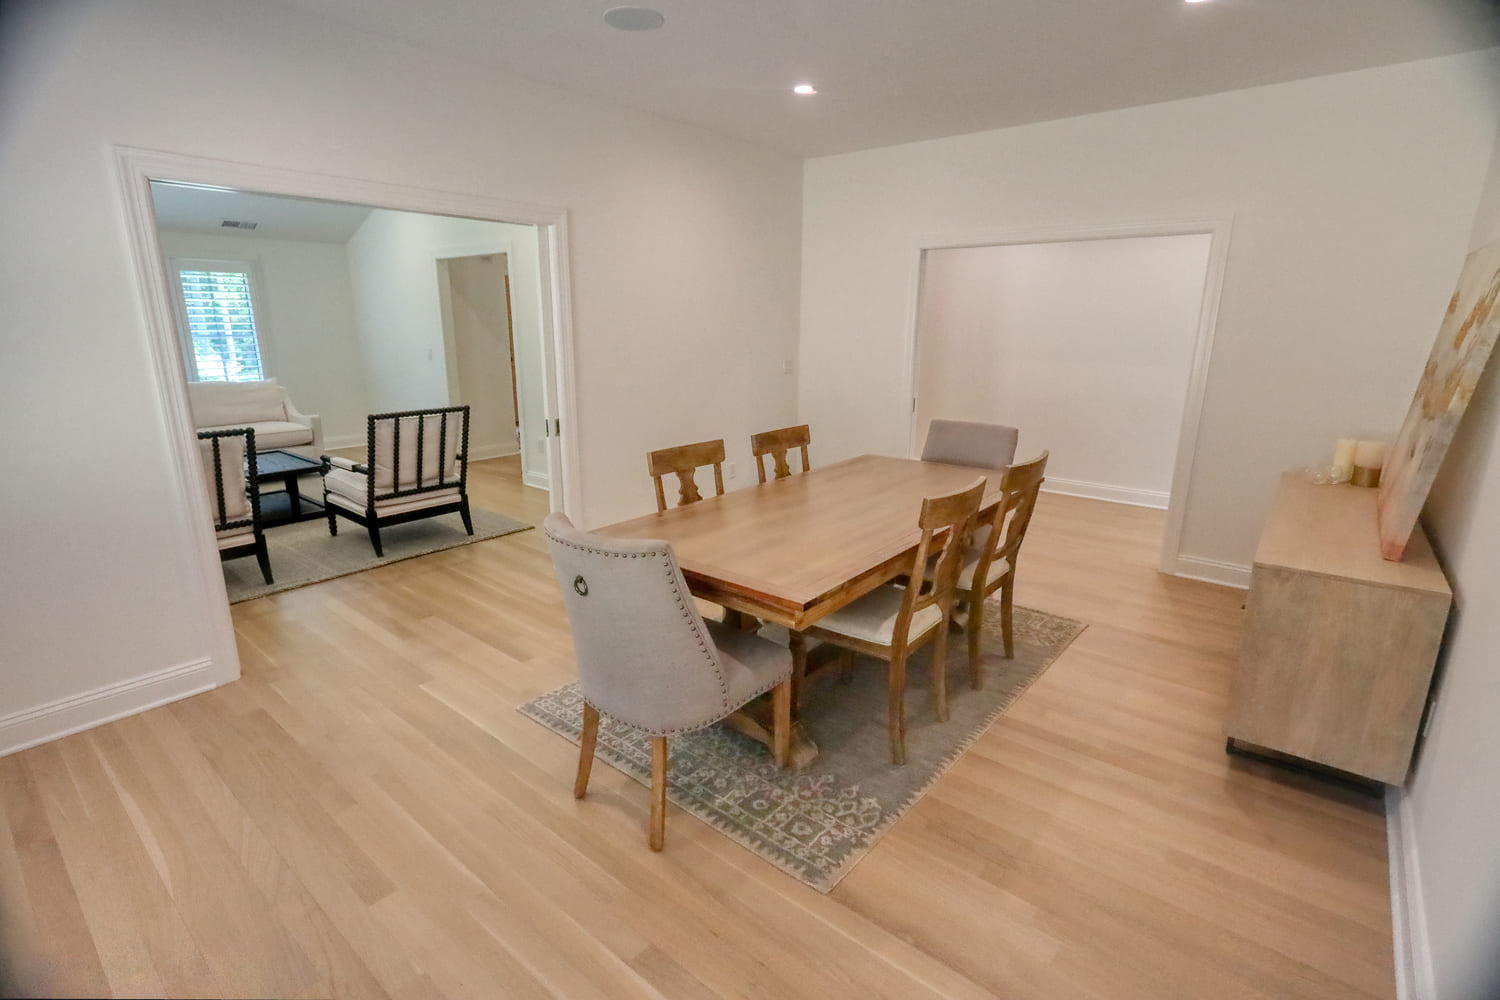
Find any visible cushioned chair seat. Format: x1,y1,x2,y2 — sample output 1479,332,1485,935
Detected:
323,466,462,515
199,419,312,451
957,553,1009,593
814,584,943,646
704,620,797,707
215,527,256,550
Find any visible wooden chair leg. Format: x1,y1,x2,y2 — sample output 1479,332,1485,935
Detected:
459,498,474,535
366,521,384,557
931,620,950,723
326,507,339,536
254,536,274,586
887,653,907,765
771,679,791,768
790,632,808,711
967,594,984,689
574,703,599,799
649,737,668,851
839,648,855,684
1000,578,1015,659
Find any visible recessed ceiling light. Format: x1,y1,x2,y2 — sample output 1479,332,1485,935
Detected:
1184,0,1212,4
603,6,665,30
793,83,817,95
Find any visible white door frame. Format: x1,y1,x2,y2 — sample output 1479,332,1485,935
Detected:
901,215,1234,579
114,145,582,683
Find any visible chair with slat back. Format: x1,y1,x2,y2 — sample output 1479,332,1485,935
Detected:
543,513,793,850
197,427,272,585
322,405,472,556
950,452,1048,682
920,419,1018,470
646,438,726,512
801,477,986,764
750,424,811,484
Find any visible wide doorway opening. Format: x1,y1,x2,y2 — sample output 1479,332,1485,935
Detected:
910,229,1224,571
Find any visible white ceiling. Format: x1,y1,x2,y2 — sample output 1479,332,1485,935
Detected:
272,0,1500,156
150,183,373,242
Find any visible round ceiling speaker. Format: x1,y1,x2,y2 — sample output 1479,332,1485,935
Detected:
603,6,665,31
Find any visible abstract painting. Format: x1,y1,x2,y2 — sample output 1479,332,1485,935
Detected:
1378,239,1500,560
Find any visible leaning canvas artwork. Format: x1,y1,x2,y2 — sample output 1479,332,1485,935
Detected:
1378,238,1500,560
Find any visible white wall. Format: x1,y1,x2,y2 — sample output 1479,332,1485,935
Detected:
345,210,551,484
0,0,800,751
1401,126,1500,1000
155,229,372,447
800,50,1500,580
445,254,520,460
915,235,1210,506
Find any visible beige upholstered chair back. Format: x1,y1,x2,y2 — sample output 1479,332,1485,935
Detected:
368,407,468,498
921,419,1019,470
544,513,736,735
197,427,259,530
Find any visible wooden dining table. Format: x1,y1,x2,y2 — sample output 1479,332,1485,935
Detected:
597,454,1004,765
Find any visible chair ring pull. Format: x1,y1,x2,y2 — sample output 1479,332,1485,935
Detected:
573,575,589,596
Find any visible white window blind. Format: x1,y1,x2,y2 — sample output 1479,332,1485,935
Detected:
176,267,265,382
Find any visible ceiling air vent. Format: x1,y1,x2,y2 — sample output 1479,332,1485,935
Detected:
220,219,258,230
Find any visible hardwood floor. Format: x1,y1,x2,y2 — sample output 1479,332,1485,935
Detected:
0,458,1394,999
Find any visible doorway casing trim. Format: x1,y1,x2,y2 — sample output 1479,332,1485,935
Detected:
114,145,582,690
901,215,1235,582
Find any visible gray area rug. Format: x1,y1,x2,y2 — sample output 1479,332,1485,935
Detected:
519,603,1085,892
223,506,531,603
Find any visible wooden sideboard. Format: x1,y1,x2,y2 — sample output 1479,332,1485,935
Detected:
1225,473,1452,785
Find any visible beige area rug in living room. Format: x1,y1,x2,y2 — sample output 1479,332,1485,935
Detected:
519,603,1085,892
223,506,531,603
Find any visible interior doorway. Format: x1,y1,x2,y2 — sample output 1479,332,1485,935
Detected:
439,254,521,464
116,146,580,684
907,220,1230,576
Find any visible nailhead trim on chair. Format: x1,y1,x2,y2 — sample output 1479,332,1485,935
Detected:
545,526,743,735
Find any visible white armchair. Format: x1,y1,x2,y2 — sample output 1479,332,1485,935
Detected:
322,406,472,557
187,378,323,459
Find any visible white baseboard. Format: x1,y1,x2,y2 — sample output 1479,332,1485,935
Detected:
468,442,521,462
0,657,220,758
1168,554,1252,589
322,432,365,451
1387,786,1435,1000
523,470,550,491
1042,477,1169,509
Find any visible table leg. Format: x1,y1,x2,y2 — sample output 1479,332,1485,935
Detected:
722,699,819,769
285,476,303,519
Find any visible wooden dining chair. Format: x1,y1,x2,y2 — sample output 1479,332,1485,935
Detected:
543,513,793,850
952,452,1049,682
647,439,726,512
750,424,811,483
920,419,1019,470
801,477,986,764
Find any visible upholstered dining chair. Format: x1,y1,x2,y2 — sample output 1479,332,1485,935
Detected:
920,419,1019,470
543,513,793,850
800,478,985,764
323,405,472,557
647,438,726,512
197,427,272,585
950,452,1049,680
750,424,811,483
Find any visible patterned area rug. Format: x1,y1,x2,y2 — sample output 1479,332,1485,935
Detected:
519,603,1085,892
223,506,531,603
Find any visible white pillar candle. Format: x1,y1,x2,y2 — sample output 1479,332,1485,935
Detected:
1332,438,1358,480
1353,440,1387,470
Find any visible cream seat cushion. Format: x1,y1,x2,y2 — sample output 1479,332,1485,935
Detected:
198,420,312,451
813,584,942,647
323,466,461,515
958,553,1010,593
215,527,257,550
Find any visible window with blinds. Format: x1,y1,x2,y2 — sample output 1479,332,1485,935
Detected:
175,265,265,382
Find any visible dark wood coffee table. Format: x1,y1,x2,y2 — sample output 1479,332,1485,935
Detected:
255,450,329,527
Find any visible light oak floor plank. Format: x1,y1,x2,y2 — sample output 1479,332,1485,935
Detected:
0,457,1394,998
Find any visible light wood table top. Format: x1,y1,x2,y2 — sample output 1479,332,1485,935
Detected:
597,454,1003,630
